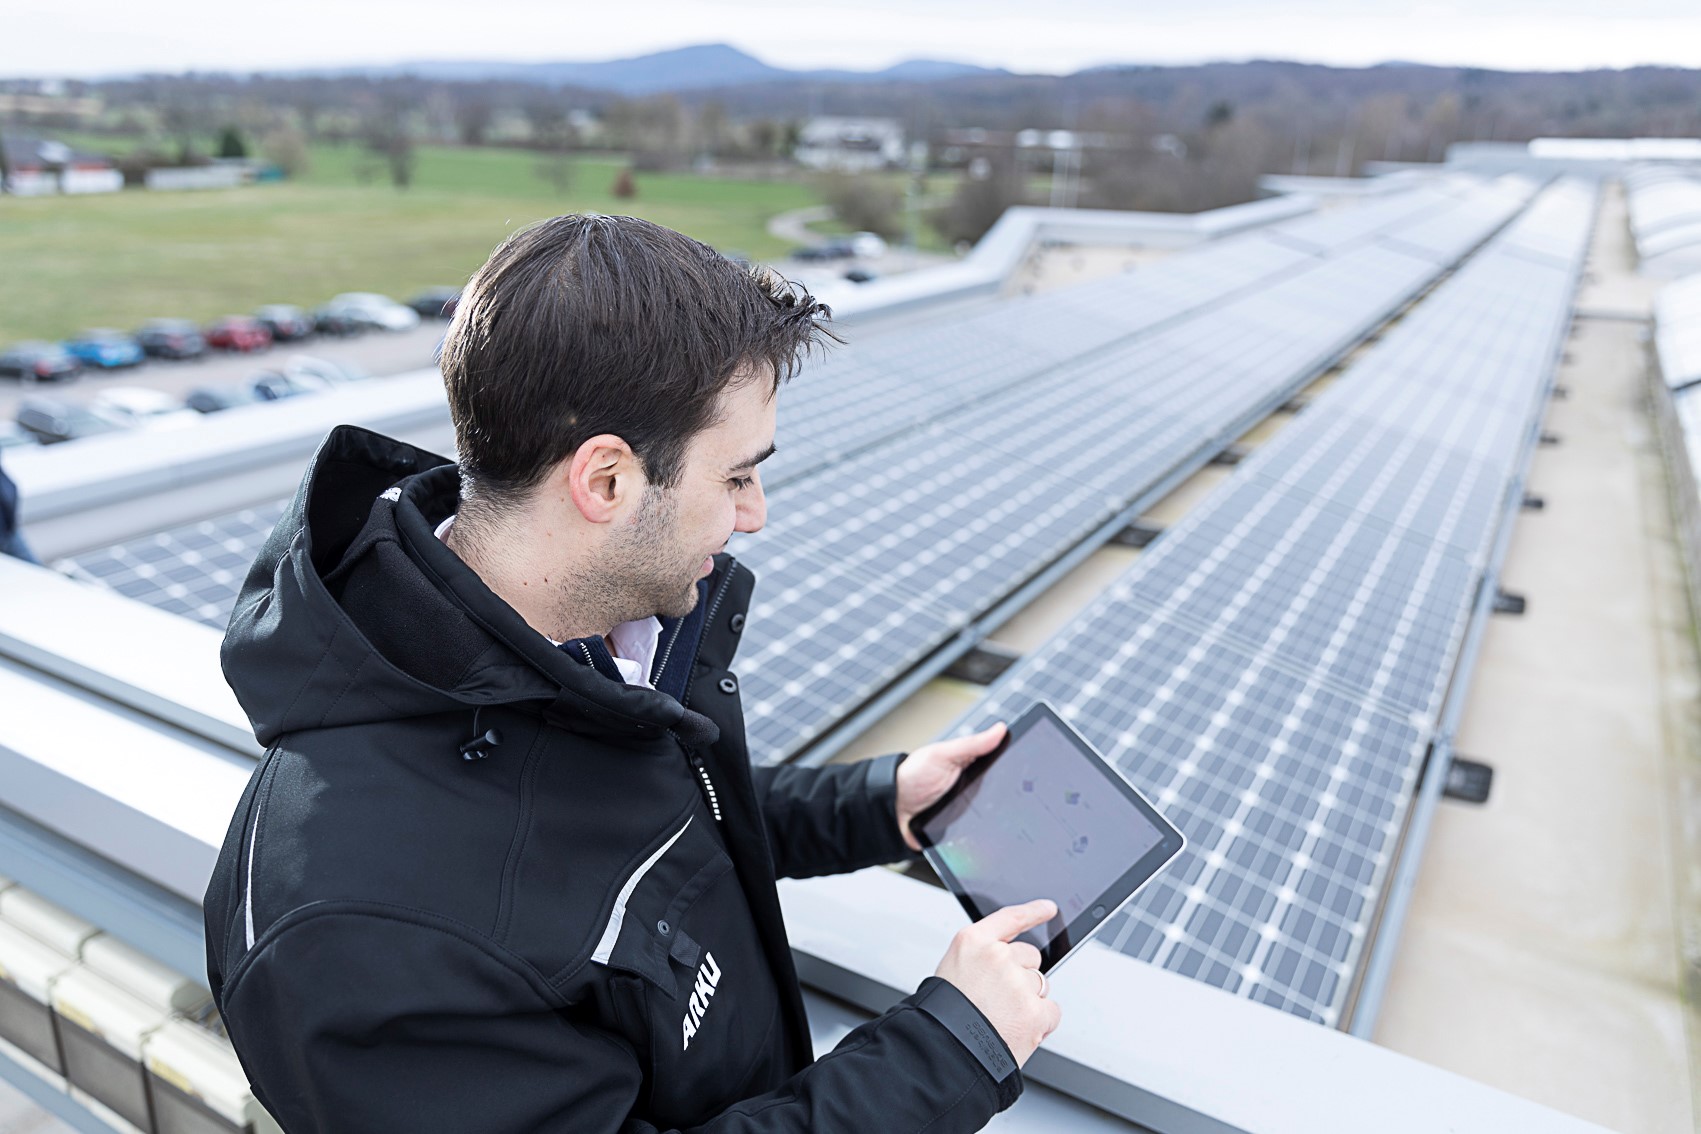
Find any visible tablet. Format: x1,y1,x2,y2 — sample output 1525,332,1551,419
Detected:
913,702,1185,973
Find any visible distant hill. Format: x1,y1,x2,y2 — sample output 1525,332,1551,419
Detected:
332,44,1005,94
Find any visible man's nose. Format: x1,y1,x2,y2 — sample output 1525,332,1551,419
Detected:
735,476,767,534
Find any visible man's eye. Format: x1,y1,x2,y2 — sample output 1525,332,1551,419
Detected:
729,475,754,490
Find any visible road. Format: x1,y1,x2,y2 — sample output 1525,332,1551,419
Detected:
766,204,836,249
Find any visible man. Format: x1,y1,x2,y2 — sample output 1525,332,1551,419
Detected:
0,450,36,563
204,214,1060,1132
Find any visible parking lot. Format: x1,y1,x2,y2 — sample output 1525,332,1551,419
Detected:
0,322,448,422
0,250,961,436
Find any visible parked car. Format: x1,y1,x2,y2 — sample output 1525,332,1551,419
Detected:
848,231,888,258
63,329,145,370
254,304,316,342
318,293,420,333
91,387,199,431
249,370,330,402
205,316,273,353
0,421,39,451
187,384,263,414
135,319,207,360
842,267,880,284
311,303,368,337
0,342,83,382
15,397,128,444
406,287,460,320
792,242,853,262
284,354,367,386
792,231,887,262
246,352,371,403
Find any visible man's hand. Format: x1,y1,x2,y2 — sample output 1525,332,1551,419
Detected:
934,899,1062,1068
896,722,1006,851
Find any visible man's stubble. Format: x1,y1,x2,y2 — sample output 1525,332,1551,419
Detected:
554,482,703,632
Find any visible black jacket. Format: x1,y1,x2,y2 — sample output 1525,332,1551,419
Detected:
204,425,1022,1133
0,450,33,562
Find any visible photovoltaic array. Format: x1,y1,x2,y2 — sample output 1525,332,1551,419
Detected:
953,179,1597,1026
66,179,1537,771
65,175,1545,776
735,177,1538,761
763,178,1527,489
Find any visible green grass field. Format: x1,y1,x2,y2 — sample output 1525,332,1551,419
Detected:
0,144,824,345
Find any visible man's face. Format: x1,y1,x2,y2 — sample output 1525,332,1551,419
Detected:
608,371,776,619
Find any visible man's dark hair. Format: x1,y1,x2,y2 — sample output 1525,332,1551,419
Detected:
440,214,833,510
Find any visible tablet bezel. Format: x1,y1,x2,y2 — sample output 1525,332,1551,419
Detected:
912,701,1186,973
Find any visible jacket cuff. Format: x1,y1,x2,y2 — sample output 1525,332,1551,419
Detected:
863,752,917,862
911,976,1023,1112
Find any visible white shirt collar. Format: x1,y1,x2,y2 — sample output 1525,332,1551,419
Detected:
604,616,663,689
434,513,661,688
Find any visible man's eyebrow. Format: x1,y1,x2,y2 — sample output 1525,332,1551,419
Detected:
728,443,777,473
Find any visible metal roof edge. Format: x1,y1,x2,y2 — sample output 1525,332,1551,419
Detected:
779,869,1617,1134
8,370,449,523
0,556,258,758
824,195,1321,324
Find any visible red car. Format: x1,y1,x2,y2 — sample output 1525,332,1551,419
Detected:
204,316,273,352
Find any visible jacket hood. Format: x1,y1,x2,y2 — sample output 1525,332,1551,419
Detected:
221,425,725,748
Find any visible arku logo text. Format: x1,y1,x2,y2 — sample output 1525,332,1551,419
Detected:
681,952,723,1051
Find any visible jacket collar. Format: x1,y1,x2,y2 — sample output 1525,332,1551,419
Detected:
393,465,730,743
560,577,710,702
222,425,751,748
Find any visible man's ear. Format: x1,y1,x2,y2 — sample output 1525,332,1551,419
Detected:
561,434,641,523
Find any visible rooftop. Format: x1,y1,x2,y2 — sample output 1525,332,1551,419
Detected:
0,168,1696,1133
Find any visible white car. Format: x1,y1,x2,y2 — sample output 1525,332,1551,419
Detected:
325,293,420,332
849,231,888,259
286,354,368,385
92,387,200,431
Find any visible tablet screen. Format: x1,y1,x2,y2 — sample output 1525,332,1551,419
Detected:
917,707,1181,965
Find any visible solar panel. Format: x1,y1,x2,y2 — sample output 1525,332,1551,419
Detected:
1263,197,1429,255
58,501,288,630
737,233,1475,762
1373,183,1529,264
735,539,966,755
764,179,1537,490
947,178,1596,1026
1114,480,1478,725
762,238,1321,489
970,611,1427,1024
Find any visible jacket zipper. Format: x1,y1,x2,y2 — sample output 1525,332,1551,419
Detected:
649,555,736,686
681,561,741,711
700,562,739,645
584,627,722,822
679,562,740,821
690,753,723,822
652,612,688,687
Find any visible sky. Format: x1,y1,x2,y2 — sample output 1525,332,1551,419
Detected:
8,0,1701,79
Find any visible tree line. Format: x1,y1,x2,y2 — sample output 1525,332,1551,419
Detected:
4,61,1697,240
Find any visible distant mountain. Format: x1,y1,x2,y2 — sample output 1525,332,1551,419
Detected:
851,59,997,82
320,44,1005,94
